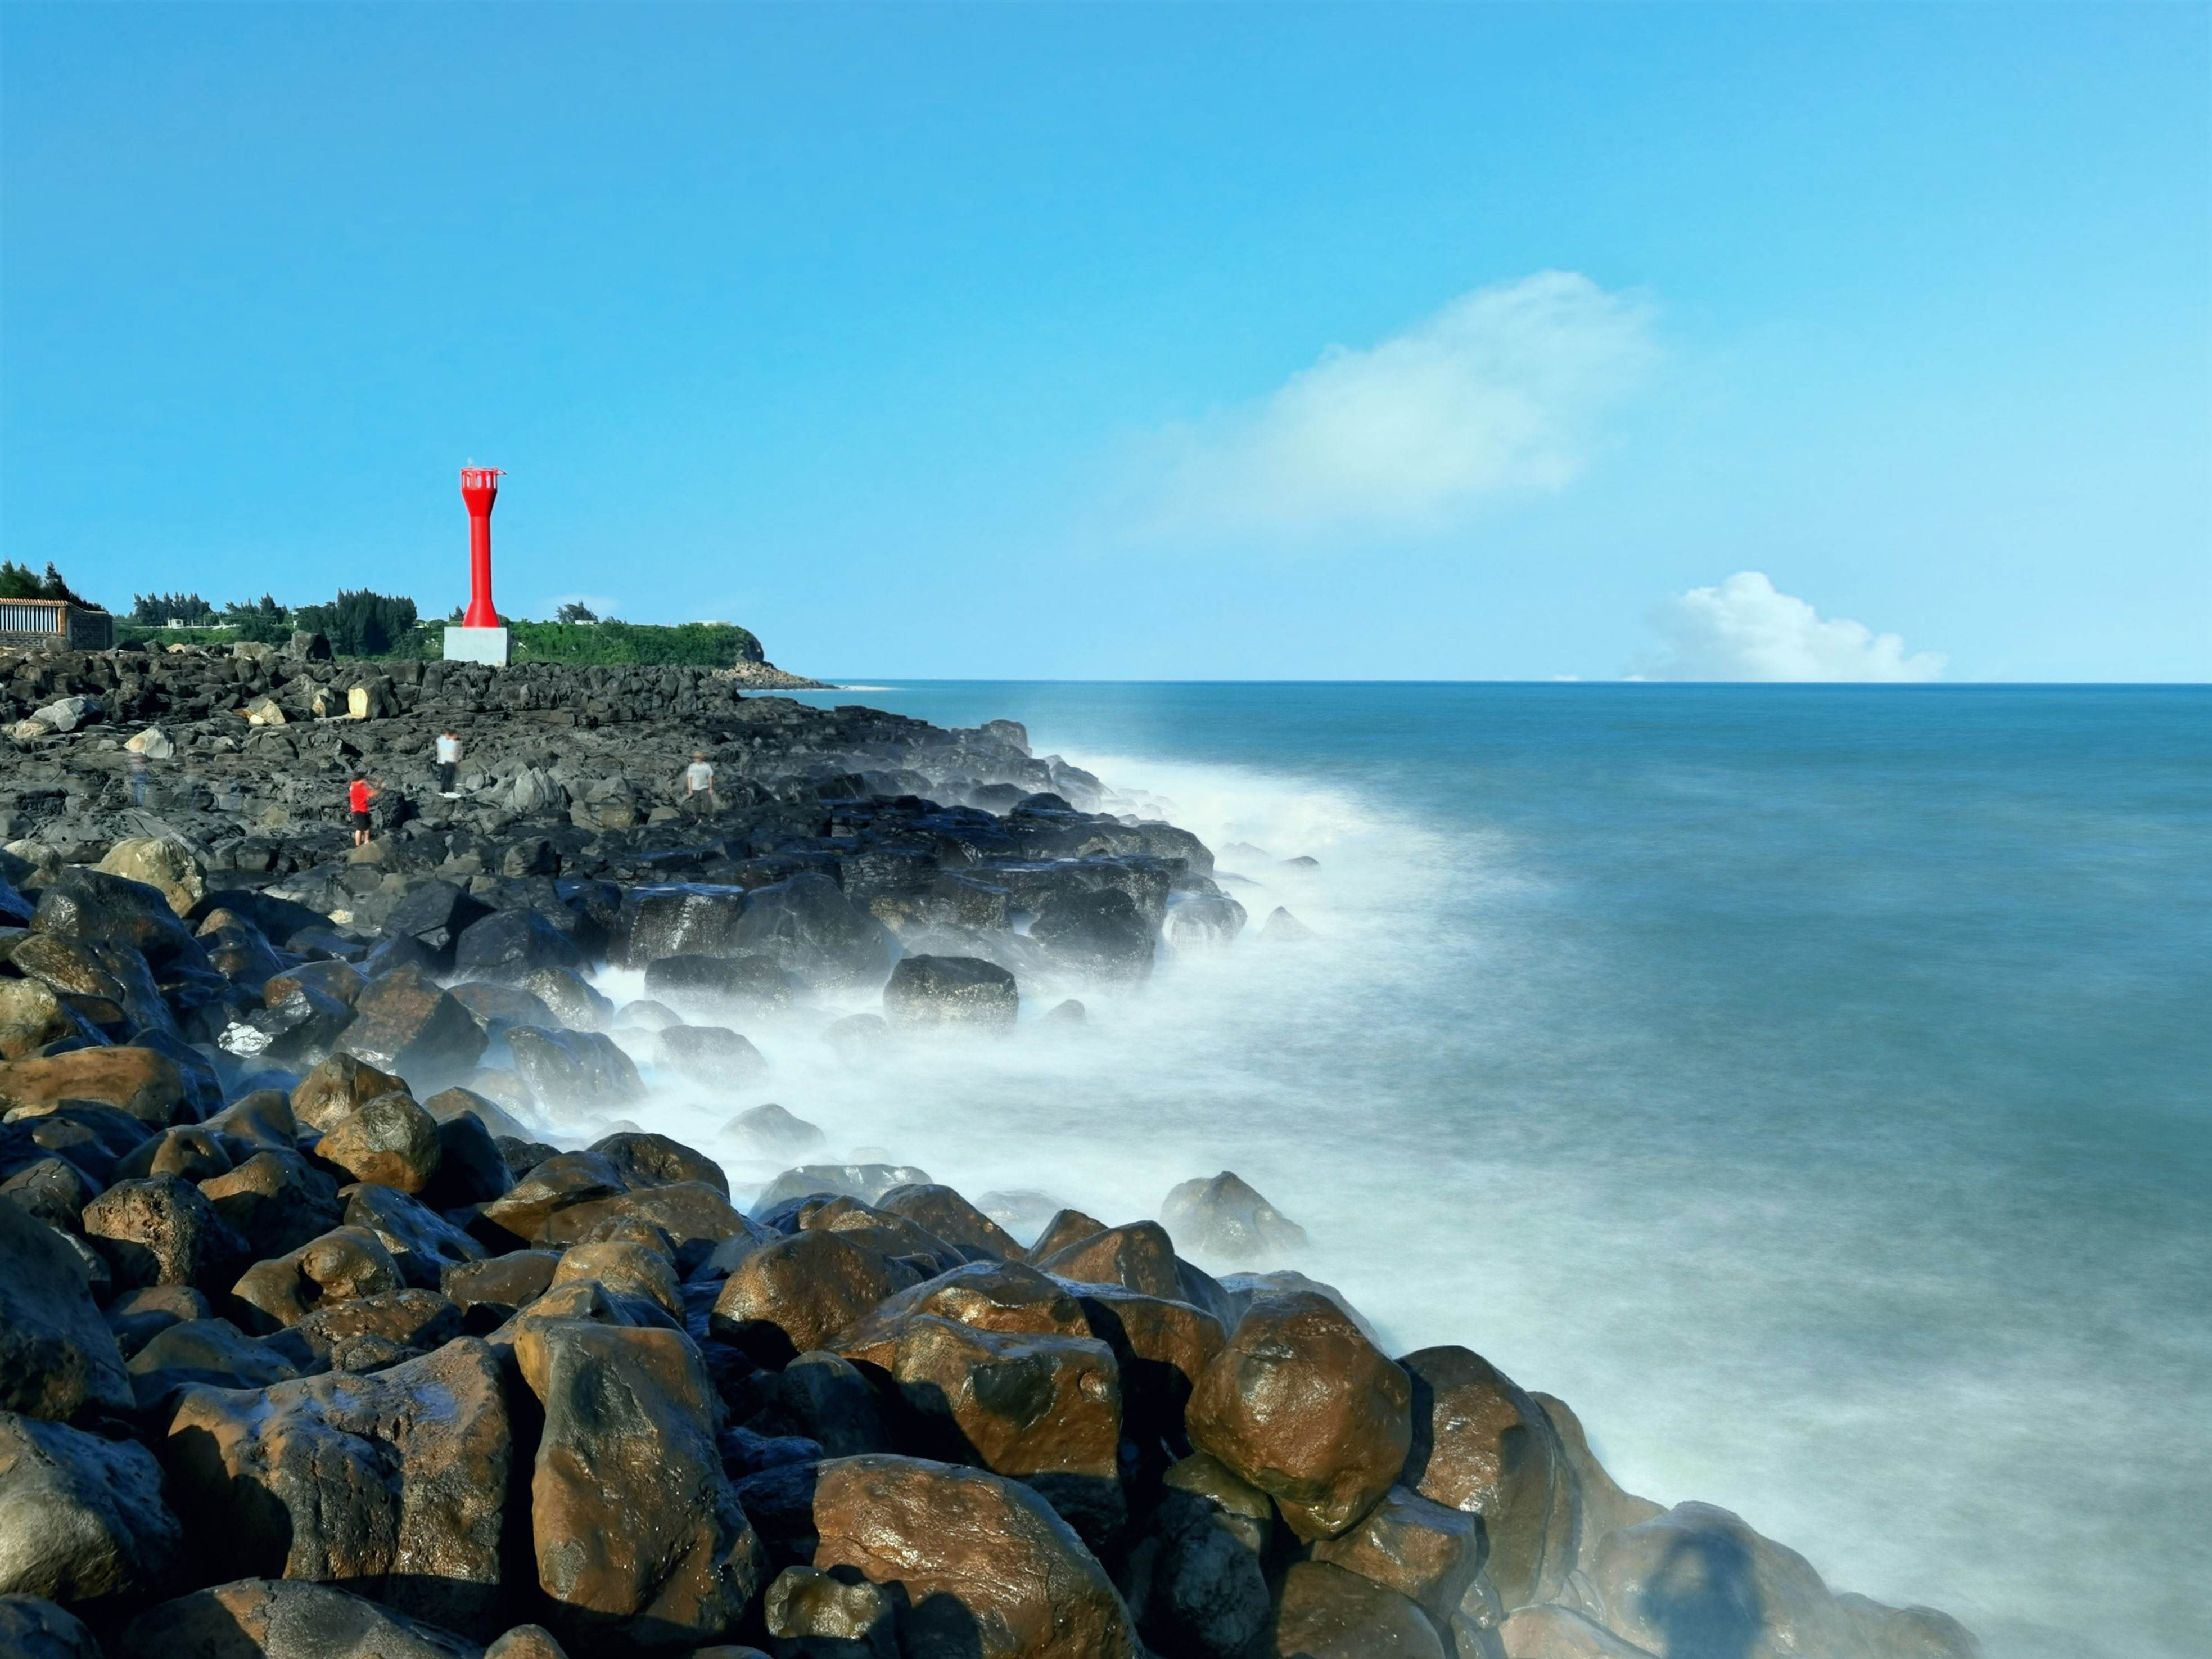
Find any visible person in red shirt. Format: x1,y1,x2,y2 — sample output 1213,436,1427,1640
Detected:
348,776,378,846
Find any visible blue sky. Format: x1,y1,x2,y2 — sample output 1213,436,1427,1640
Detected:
3,3,2205,680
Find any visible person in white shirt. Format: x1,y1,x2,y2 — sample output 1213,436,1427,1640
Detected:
684,751,717,815
435,729,462,798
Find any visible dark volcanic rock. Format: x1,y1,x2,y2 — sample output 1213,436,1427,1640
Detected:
1161,1170,1308,1264
882,954,1019,1030
1308,1484,1481,1626
0,1594,102,1658
230,1225,403,1328
876,1182,1019,1260
505,1026,645,1119
1030,887,1155,984
611,884,752,969
0,1410,183,1604
643,953,793,1018
711,1229,918,1364
116,1577,482,1658
81,1173,248,1292
721,1102,825,1161
811,1454,1140,1659
338,966,488,1086
161,1337,512,1635
199,1151,345,1260
290,1052,409,1133
381,879,492,966
453,908,587,983
314,1091,443,1193
127,1319,300,1412
729,872,893,991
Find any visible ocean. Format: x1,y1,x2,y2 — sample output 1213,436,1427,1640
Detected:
624,681,2210,1659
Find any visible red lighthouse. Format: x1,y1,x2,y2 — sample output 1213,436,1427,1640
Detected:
461,467,503,627
444,466,513,665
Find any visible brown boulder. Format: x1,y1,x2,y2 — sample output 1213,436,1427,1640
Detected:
1031,1219,1183,1301
1310,1485,1480,1625
443,1250,561,1332
0,977,90,1060
523,1321,765,1649
293,1288,465,1369
1400,1346,1577,1608
1071,1283,1227,1439
762,1565,897,1656
550,1239,683,1318
1271,1560,1444,1658
231,1225,403,1328
200,1150,346,1260
810,1454,1140,1659
876,1182,1019,1259
315,1092,443,1193
477,1151,630,1244
591,1130,729,1197
1531,1392,1665,1575
711,1229,918,1363
116,1125,232,1183
891,1314,1123,1543
291,1052,408,1133
836,1259,1090,1370
0,1047,187,1126
535,1181,761,1275
1023,1207,1107,1262
1186,1291,1410,1542
160,1338,511,1635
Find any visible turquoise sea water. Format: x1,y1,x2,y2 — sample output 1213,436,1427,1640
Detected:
720,682,2211,1659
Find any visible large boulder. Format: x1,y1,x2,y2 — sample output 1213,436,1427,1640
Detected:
0,1595,102,1658
1400,1346,1577,1610
1161,1171,1307,1264
94,837,206,919
314,1092,443,1193
80,1174,247,1292
344,1184,488,1288
505,1026,645,1121
31,869,203,970
1166,892,1247,950
126,1319,300,1414
711,1229,918,1364
1121,1480,1272,1658
200,1151,345,1260
161,1337,512,1635
290,1052,408,1133
453,909,588,984
0,1047,189,1126
610,885,752,969
1309,1484,1480,1627
728,872,894,991
1531,1392,1665,1576
1186,1291,1411,1542
516,968,614,1034
116,1578,482,1659
230,1226,404,1328
883,954,1020,1030
1031,1219,1185,1302
0,1198,133,1419
381,880,492,966
1270,1559,1445,1658
521,1320,765,1650
0,978,92,1060
338,967,487,1087
875,1183,1019,1260
890,1315,1124,1544
1030,888,1155,984
0,1410,182,1604
811,1454,1140,1659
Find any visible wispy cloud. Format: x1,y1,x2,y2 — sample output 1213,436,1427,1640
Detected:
1636,571,1945,682
1136,271,1658,539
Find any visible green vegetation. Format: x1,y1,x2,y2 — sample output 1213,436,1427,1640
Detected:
1,561,89,605
495,619,764,667
36,562,770,667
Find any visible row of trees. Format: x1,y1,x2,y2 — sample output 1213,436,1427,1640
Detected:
25,565,761,666
0,561,90,605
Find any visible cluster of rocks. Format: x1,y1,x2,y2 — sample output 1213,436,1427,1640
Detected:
0,651,1980,1659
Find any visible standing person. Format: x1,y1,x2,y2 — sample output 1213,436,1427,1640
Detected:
435,728,463,798
684,751,717,815
348,775,378,847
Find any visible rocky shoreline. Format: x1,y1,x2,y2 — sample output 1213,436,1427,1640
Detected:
0,644,1980,1659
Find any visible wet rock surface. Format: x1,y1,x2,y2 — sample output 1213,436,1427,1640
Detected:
0,652,1976,1659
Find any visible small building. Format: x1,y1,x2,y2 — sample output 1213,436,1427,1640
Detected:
0,599,115,651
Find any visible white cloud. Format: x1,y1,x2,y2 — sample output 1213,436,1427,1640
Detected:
1139,271,1658,538
1638,571,1945,682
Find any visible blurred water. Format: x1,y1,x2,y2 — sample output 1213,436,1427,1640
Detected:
617,682,2211,1659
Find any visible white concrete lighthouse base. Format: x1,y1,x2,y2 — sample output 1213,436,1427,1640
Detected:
442,626,511,666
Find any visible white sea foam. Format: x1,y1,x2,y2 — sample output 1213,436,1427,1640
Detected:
579,737,2203,1659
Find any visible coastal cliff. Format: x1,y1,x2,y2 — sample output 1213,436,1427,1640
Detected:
0,644,1980,1659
